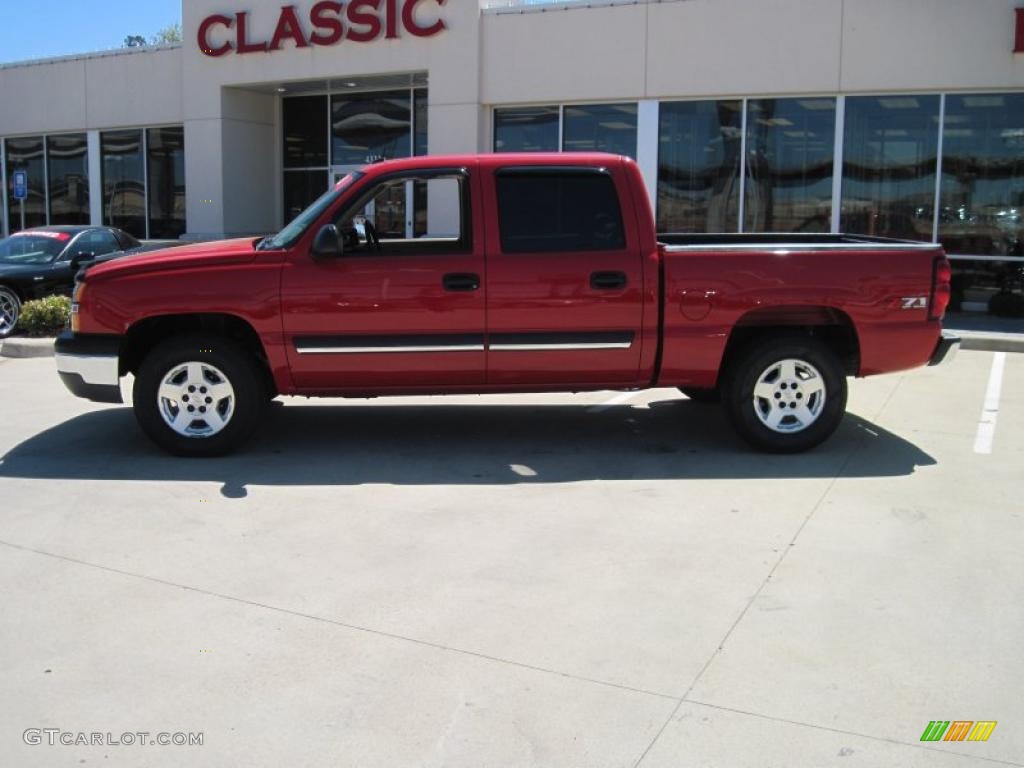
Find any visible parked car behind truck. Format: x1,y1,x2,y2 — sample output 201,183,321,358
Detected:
55,153,958,456
0,225,146,338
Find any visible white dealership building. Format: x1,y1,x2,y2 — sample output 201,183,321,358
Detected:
1,0,1023,313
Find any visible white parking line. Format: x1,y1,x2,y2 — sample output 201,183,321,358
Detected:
587,391,644,413
973,352,1006,455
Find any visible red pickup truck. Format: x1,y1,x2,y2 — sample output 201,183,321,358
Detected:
56,153,957,456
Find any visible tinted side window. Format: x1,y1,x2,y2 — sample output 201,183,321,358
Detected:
114,230,142,250
496,171,626,254
77,230,121,256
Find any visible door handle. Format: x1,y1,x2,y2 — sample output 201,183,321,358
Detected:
443,273,480,292
590,271,628,290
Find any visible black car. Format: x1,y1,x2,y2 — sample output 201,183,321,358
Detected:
0,226,143,338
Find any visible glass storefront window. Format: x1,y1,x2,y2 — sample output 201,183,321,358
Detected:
101,130,146,238
331,91,412,166
283,96,328,169
948,257,1024,318
939,93,1024,258
147,126,186,239
283,170,329,225
563,103,637,158
5,136,47,232
47,133,89,225
414,88,429,157
745,98,836,233
840,95,939,241
657,100,743,233
280,88,425,229
494,106,560,153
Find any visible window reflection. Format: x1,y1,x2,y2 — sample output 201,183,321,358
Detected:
47,133,89,225
563,103,638,158
840,95,939,240
939,93,1024,258
331,91,412,166
745,98,835,233
494,106,560,153
414,88,429,157
102,129,145,238
657,100,743,232
949,257,1024,318
284,170,329,225
283,96,328,169
5,136,47,231
147,126,186,239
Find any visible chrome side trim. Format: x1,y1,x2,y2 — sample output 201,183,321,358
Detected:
297,345,485,355
490,342,632,351
55,352,119,386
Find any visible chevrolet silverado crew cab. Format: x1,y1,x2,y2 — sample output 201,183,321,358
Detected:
55,153,958,457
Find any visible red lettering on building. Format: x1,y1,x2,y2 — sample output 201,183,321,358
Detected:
270,5,311,50
235,12,269,54
347,0,383,43
197,14,234,57
1016,8,1024,53
385,0,399,39
198,0,446,57
404,0,446,38
310,1,345,46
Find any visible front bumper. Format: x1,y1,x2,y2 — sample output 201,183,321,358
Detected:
54,331,123,403
928,330,960,366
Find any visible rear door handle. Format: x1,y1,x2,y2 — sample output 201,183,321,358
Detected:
590,271,628,290
443,273,480,292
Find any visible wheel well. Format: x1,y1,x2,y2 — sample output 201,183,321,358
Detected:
0,283,24,303
122,313,276,394
721,307,860,379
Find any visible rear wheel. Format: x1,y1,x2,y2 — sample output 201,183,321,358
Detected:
0,286,21,338
723,336,847,453
133,334,266,456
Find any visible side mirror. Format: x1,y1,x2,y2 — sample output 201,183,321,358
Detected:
311,224,343,258
69,252,95,272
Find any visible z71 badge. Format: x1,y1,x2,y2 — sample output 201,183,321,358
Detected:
901,296,928,309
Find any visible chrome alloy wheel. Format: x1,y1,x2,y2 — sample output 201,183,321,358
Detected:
752,358,826,434
157,361,236,439
0,288,20,337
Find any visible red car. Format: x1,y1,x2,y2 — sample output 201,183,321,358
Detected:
56,153,957,456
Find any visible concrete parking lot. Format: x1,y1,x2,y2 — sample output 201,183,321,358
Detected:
0,350,1021,767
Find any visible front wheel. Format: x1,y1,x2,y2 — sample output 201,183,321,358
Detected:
723,336,847,453
133,334,267,457
0,286,21,338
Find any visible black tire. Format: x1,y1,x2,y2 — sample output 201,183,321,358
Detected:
679,386,720,404
133,334,267,457
0,286,21,339
723,335,847,453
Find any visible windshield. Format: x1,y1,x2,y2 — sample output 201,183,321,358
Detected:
258,172,363,251
0,233,69,265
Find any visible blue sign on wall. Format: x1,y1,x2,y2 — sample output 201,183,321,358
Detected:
12,171,28,201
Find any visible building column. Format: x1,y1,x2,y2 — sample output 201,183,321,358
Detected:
1,138,8,237
636,100,660,225
426,102,484,235
87,131,102,226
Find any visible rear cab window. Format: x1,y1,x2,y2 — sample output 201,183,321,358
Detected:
495,168,626,254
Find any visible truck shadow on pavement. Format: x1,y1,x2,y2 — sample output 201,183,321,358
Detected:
0,397,936,496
